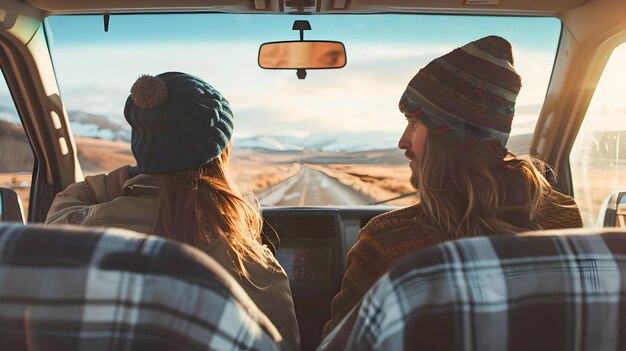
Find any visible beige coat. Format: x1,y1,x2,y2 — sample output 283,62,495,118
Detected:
46,173,300,350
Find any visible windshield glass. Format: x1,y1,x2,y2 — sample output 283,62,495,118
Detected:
45,14,560,206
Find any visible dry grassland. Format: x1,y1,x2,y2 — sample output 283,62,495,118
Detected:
75,137,135,174
310,164,418,206
74,138,304,195
19,136,621,219
230,162,302,194
1,140,414,213
7,135,620,223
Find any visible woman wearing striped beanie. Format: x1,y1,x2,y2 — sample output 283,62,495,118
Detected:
324,36,583,337
47,72,299,350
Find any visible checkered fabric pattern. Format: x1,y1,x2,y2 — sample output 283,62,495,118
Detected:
318,228,626,351
0,223,285,351
399,36,521,158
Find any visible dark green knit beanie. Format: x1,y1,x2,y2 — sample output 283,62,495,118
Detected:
124,72,234,174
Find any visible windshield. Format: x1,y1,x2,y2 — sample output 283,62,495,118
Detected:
43,14,560,206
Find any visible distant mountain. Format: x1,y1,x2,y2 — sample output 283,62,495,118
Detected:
235,132,537,154
234,131,401,152
67,110,131,142
303,148,408,164
0,104,131,142
235,136,304,151
0,101,597,157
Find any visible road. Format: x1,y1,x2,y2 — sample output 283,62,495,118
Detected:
258,165,374,206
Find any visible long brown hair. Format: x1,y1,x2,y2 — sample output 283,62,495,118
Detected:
153,145,271,282
415,133,554,242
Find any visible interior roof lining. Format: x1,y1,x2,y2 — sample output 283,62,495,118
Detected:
40,10,562,18
23,0,588,16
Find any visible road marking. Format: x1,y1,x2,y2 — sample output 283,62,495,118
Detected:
298,169,310,205
257,169,303,206
258,165,371,206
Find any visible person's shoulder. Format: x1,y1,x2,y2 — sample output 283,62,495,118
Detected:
362,203,427,238
544,186,577,206
264,248,289,278
537,186,583,228
81,196,158,229
359,203,437,261
237,245,289,284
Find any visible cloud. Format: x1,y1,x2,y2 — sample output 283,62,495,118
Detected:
50,42,557,138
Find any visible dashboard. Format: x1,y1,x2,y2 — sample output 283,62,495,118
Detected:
261,206,396,350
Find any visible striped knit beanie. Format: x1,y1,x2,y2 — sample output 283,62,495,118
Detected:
124,72,233,174
399,36,521,158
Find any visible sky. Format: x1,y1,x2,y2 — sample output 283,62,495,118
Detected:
3,14,565,140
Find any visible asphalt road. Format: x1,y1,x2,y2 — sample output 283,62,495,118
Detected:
258,165,374,206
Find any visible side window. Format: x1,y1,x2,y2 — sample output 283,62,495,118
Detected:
0,71,34,215
570,43,626,226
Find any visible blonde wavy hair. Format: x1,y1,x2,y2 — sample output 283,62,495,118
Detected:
415,133,555,242
153,145,271,283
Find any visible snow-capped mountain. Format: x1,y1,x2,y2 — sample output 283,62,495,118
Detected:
0,102,534,153
0,104,131,142
234,136,304,151
234,131,401,152
67,110,131,142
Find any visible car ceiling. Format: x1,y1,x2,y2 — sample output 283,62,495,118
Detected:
24,0,589,15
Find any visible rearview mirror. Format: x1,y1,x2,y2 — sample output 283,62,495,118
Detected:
258,41,346,70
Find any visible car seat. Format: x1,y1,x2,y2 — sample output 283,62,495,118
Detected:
319,228,626,350
0,223,285,351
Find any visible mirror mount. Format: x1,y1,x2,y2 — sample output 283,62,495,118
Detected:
292,20,311,41
296,69,307,80
293,20,311,78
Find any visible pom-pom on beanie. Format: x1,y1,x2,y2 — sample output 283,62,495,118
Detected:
124,72,234,174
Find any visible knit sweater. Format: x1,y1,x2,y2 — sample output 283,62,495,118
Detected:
322,189,583,337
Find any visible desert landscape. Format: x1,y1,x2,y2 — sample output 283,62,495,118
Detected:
1,116,621,223
1,122,417,214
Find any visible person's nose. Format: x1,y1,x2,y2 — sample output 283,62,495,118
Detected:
398,125,412,150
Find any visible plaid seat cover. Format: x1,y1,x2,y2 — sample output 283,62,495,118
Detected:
0,223,285,351
319,228,626,351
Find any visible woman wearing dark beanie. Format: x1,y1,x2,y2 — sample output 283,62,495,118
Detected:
323,36,583,337
46,72,299,350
